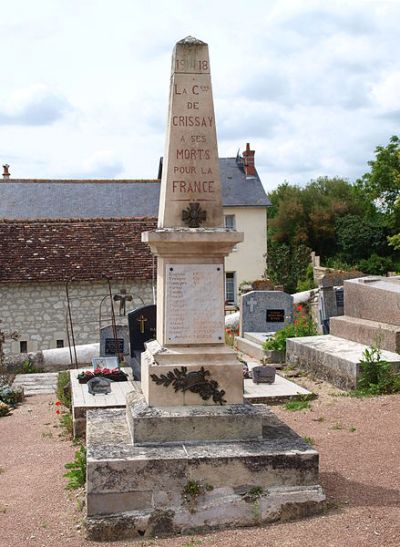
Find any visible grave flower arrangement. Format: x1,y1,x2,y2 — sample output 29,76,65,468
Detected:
77,367,128,384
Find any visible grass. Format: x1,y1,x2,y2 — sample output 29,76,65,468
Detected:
284,399,311,411
303,436,315,446
64,445,86,490
331,422,343,430
59,412,73,438
56,371,71,410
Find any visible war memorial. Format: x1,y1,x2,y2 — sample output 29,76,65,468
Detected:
84,37,325,540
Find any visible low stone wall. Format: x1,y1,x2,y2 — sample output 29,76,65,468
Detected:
0,279,153,355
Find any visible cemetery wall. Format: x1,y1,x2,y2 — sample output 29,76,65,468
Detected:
224,206,267,288
0,279,153,355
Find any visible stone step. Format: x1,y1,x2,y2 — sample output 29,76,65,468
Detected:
286,335,400,390
330,315,400,353
12,373,58,395
244,332,271,345
235,336,266,361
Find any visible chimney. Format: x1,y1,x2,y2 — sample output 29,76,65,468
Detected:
2,164,10,179
242,143,255,176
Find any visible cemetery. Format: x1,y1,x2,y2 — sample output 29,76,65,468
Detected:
1,22,400,547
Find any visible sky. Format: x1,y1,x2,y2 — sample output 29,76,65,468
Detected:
0,0,399,193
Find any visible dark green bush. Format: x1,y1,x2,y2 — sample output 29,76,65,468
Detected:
354,346,400,396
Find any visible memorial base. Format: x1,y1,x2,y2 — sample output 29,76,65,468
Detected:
85,407,325,541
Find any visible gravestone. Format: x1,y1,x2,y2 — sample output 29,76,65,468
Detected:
252,365,276,384
240,290,293,335
127,304,156,380
99,325,129,358
127,305,157,353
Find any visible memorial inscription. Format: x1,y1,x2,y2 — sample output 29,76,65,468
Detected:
266,309,285,323
165,263,224,344
158,37,223,228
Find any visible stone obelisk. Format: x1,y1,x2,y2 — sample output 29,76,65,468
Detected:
142,36,244,409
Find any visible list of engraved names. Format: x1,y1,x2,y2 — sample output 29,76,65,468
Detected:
165,264,224,344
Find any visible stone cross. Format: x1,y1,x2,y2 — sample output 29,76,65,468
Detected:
158,36,224,229
246,297,257,313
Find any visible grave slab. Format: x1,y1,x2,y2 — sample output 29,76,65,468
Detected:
70,368,135,438
286,334,400,390
244,374,313,405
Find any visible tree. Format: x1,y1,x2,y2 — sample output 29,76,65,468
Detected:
358,135,400,214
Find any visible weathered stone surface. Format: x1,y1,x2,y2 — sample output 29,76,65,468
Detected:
344,276,400,326
286,334,400,389
330,315,400,353
141,353,244,406
240,291,293,336
126,391,264,444
158,37,223,229
85,407,325,540
1,279,153,355
100,325,129,357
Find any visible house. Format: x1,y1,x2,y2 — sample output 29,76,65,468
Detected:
0,145,270,354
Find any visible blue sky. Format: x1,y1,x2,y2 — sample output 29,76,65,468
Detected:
1,0,399,192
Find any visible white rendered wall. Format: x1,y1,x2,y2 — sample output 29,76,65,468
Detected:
224,206,267,301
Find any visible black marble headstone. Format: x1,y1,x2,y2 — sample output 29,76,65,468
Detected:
105,338,124,355
128,304,157,355
87,376,113,395
266,309,285,323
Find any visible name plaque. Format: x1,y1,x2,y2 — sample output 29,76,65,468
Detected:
165,263,224,344
105,338,124,355
266,309,285,323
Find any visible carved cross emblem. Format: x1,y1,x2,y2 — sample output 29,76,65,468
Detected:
182,202,207,228
137,314,148,334
247,297,257,313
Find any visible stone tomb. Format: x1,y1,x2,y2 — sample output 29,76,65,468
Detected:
287,276,400,388
240,290,293,336
85,36,325,540
99,325,129,358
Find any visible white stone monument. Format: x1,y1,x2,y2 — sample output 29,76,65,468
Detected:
85,37,325,540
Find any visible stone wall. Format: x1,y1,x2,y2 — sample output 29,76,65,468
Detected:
0,279,154,355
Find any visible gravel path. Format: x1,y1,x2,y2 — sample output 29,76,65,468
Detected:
1,380,399,547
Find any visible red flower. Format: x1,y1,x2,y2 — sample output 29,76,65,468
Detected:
111,368,120,374
296,305,303,312
55,401,61,407
56,409,60,415
102,368,111,374
84,370,94,376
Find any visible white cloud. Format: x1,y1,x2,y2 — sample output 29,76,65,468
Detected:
0,84,72,125
81,150,125,178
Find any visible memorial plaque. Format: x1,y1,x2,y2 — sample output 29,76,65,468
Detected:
165,263,224,344
87,376,113,395
128,304,157,353
266,309,285,323
92,356,119,370
252,365,276,385
105,338,124,355
335,288,344,308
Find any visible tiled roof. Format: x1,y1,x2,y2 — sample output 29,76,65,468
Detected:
0,159,270,220
0,217,157,283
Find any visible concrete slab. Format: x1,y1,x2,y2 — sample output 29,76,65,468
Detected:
244,373,312,404
12,373,58,395
286,334,400,390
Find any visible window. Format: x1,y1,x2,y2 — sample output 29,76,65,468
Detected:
20,341,27,353
225,272,236,304
224,214,236,229
56,339,64,349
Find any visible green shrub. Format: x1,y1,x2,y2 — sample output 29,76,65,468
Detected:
21,358,43,374
57,371,71,410
0,384,24,406
354,346,400,396
356,254,394,276
64,445,86,489
296,264,317,292
263,306,317,353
